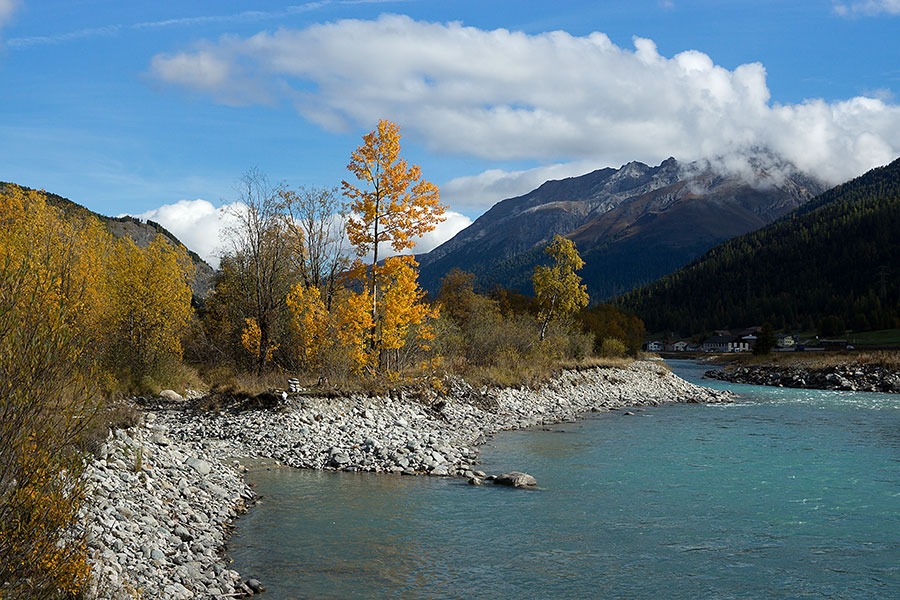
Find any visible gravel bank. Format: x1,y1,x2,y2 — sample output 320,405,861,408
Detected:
83,414,257,599
705,363,900,393
84,360,731,599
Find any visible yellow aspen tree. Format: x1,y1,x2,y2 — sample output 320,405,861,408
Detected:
0,185,101,597
105,235,195,372
240,317,279,366
285,283,330,369
377,256,438,368
532,235,590,341
341,119,446,353
331,288,374,374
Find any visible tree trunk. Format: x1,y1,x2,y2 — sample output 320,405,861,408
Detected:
257,318,269,375
539,295,557,341
369,200,380,367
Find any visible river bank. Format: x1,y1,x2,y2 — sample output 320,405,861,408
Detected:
704,363,900,393
83,360,732,599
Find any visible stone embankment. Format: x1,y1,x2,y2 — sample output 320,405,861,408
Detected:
705,364,900,393
83,413,258,600
84,360,731,599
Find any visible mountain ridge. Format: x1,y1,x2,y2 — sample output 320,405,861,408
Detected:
417,153,824,298
615,156,900,335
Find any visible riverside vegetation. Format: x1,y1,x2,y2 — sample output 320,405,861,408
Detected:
0,120,647,599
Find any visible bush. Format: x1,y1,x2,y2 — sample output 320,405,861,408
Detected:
580,303,646,356
599,337,627,358
0,256,96,598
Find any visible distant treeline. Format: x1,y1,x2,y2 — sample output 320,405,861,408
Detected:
617,157,900,336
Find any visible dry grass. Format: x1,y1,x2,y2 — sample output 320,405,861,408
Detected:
447,355,636,389
720,350,900,370
189,345,643,406
555,356,635,370
79,396,142,453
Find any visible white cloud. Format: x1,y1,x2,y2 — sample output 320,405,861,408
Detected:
441,161,602,213
345,209,472,262
0,0,21,33
395,210,472,256
148,15,900,189
834,0,900,16
130,199,243,268
131,199,470,268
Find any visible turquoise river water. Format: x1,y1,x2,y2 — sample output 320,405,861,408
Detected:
228,360,900,599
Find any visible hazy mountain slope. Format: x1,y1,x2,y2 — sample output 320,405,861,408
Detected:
418,155,823,298
616,157,900,335
1,182,214,297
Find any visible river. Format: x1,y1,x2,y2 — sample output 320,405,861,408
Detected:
228,359,900,599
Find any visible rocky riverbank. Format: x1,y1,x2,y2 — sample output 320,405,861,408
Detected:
704,363,900,393
84,360,731,599
82,414,258,599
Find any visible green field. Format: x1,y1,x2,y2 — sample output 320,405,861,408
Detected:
847,328,900,348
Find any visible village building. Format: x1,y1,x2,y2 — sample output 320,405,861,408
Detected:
702,335,752,352
776,334,796,348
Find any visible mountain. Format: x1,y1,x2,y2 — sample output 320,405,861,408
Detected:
615,157,900,335
418,154,824,299
1,182,214,297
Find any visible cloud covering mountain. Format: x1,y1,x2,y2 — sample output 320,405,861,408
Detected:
150,14,900,208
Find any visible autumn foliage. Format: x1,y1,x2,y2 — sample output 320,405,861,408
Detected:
341,119,446,368
0,184,195,598
533,235,590,340
0,118,632,597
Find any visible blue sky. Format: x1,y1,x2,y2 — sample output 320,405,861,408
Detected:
2,1,899,261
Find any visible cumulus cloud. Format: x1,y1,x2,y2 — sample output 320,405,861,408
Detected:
441,161,602,213
342,209,472,261
148,16,900,189
130,199,243,268
131,199,470,267
394,210,472,256
834,0,900,16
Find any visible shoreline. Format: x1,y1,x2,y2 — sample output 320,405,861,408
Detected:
704,363,900,393
83,360,732,599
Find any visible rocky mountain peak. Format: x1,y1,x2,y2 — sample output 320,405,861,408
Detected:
417,152,825,299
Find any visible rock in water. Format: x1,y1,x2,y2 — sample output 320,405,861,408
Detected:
330,453,351,467
494,472,537,488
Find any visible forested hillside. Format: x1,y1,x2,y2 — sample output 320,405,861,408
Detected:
617,158,900,336
0,182,215,296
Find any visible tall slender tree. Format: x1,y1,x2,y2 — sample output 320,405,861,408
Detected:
341,119,446,345
277,185,349,310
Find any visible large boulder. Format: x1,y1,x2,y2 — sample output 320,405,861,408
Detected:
494,472,537,488
159,389,184,402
